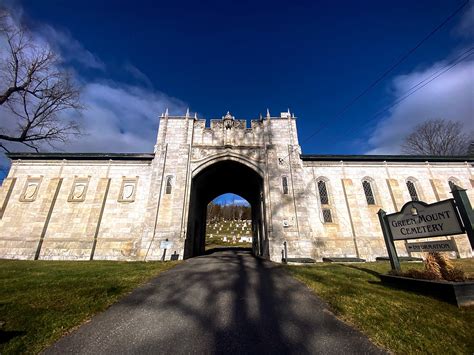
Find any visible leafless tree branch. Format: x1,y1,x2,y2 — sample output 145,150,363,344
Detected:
401,119,471,156
0,9,82,151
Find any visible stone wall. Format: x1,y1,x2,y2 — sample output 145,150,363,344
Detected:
0,111,472,262
297,160,474,261
0,159,153,260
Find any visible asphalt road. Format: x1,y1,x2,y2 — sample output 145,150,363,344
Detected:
45,249,384,354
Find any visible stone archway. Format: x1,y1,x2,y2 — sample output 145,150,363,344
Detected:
184,159,268,259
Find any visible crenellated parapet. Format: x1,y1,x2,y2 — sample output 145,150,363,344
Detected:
156,109,299,150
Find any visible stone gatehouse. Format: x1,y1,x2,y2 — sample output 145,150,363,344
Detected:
0,110,472,261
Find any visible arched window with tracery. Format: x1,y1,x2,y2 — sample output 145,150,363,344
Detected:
362,179,376,205
406,179,419,201
316,178,332,223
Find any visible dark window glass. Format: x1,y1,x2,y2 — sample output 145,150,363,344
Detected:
362,180,375,205
166,176,172,194
282,176,289,195
318,180,329,205
322,208,332,223
406,181,418,201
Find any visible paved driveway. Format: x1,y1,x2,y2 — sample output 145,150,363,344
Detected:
45,249,384,354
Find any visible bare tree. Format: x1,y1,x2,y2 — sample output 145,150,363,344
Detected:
0,10,81,152
401,119,471,156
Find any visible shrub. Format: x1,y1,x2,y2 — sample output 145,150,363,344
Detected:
399,252,467,282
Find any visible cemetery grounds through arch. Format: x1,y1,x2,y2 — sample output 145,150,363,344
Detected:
184,160,268,259
205,193,252,251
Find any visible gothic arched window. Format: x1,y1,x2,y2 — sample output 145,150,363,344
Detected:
317,178,332,223
406,180,419,201
318,180,329,205
362,179,376,205
165,176,173,194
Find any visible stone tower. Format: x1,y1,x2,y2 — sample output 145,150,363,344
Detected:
142,109,311,261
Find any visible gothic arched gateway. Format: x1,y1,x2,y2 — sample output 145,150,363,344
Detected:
184,159,267,258
1,110,472,261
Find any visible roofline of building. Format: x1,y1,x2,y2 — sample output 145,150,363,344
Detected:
5,152,473,163
6,152,155,161
300,154,473,163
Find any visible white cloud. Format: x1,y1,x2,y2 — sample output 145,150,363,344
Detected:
123,62,153,88
0,4,188,174
62,81,186,153
37,25,106,70
366,55,474,154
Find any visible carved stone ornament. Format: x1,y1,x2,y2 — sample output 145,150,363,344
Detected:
118,177,138,202
191,147,214,161
251,120,264,129
20,176,43,202
248,148,262,161
194,120,205,129
222,111,235,130
233,120,245,130
68,177,90,202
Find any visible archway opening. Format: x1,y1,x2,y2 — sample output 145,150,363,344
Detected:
206,194,252,252
184,159,267,259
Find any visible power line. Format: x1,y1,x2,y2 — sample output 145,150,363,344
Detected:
297,0,471,148
370,47,474,120
332,47,474,142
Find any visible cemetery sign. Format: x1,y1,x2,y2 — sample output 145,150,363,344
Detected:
386,200,464,240
377,184,474,272
406,239,457,253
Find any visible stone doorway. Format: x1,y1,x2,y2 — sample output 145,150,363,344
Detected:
184,159,268,258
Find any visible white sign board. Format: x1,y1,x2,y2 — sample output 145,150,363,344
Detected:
386,199,464,241
406,240,457,253
160,240,173,249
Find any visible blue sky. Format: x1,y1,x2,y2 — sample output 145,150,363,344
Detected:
1,0,473,198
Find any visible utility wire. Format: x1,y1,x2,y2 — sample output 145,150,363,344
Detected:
332,47,474,142
370,47,473,120
291,0,471,153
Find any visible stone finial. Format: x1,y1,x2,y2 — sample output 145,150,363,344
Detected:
185,108,190,118
266,108,270,118
164,108,169,118
194,113,197,119
223,111,234,120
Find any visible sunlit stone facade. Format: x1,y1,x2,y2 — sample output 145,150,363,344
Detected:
0,111,472,261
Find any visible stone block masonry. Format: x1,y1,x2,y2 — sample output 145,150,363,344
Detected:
0,110,473,261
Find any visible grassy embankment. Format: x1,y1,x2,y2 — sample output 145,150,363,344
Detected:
0,260,179,354
286,259,474,354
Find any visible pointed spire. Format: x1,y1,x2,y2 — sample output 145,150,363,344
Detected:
185,108,190,118
266,108,270,118
287,108,291,118
194,112,197,119
164,108,169,118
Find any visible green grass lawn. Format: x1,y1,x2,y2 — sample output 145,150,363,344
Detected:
205,234,252,250
0,260,179,354
285,259,474,354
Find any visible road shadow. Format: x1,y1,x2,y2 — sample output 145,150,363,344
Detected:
45,250,384,354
